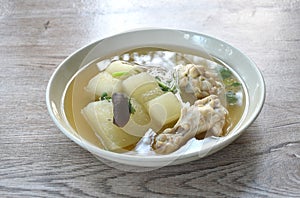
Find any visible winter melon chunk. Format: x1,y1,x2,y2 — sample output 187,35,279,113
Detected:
81,100,139,151
105,61,136,76
147,92,181,131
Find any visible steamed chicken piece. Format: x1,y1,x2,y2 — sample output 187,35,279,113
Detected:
153,95,227,154
178,64,225,100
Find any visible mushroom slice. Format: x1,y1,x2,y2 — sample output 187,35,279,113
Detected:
112,92,131,127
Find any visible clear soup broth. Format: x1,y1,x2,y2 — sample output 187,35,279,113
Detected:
63,48,246,155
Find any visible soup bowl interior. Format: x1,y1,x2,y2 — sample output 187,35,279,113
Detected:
46,29,265,167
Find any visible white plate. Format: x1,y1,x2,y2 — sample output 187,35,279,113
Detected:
46,28,265,168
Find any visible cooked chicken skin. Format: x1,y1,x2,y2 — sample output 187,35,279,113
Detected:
178,64,225,100
153,95,227,154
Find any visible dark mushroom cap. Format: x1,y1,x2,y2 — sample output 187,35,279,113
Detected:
112,93,130,127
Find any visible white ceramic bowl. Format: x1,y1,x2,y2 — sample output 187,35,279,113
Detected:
46,29,265,168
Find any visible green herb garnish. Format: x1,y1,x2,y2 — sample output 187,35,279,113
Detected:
155,76,161,81
128,98,136,114
226,91,238,104
156,77,177,93
220,68,232,79
100,92,111,101
230,82,242,87
220,68,242,105
112,71,129,77
157,81,170,91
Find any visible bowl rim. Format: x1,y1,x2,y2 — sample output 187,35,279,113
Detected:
46,28,266,165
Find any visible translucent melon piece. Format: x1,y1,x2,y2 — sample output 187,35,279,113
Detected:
147,92,181,131
81,100,139,151
85,71,119,97
105,61,135,75
121,98,151,137
122,72,157,96
131,84,164,105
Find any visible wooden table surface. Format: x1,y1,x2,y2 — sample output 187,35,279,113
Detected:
1,0,299,197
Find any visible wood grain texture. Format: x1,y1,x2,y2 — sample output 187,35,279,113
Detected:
0,0,299,197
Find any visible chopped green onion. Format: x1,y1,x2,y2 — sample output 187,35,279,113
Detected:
157,81,170,91
230,82,242,87
155,76,161,81
220,68,232,79
112,71,129,77
100,92,111,101
157,80,177,93
226,91,238,104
